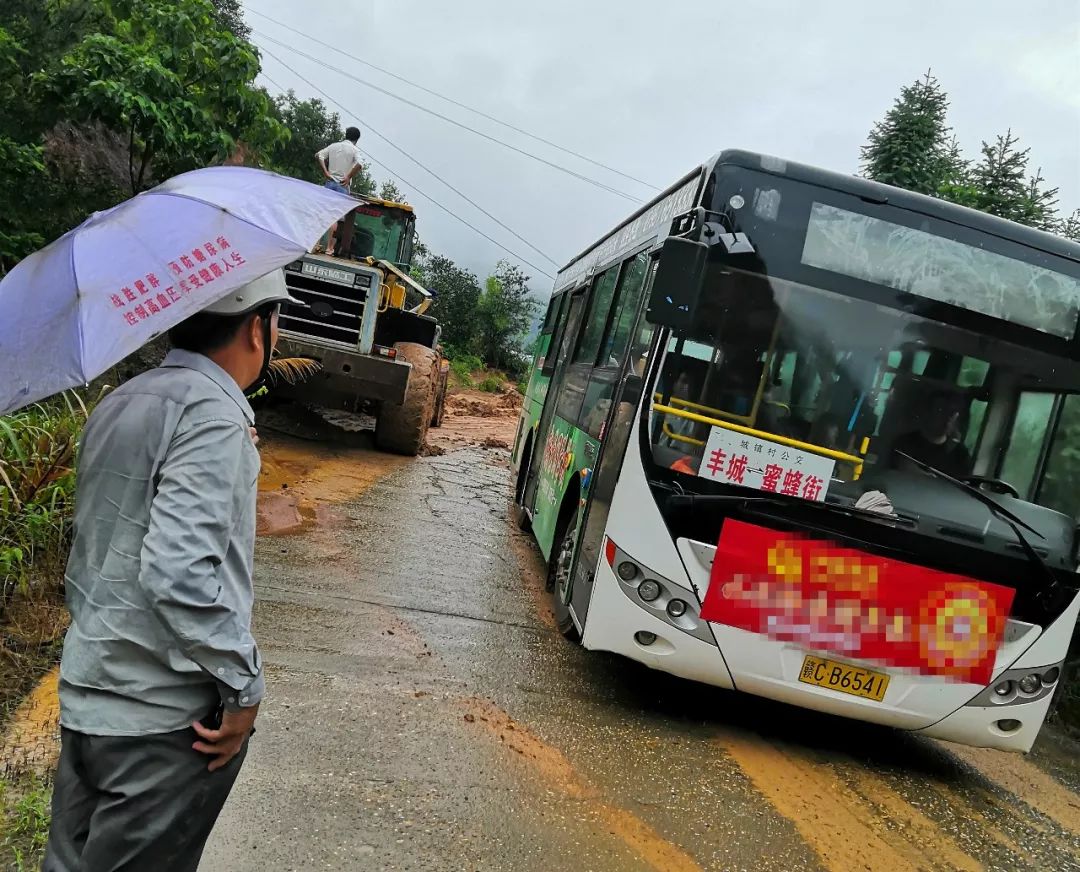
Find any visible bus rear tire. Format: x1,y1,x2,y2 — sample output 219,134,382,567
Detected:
548,510,581,641
513,444,533,532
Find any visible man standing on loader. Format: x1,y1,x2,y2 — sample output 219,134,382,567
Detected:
316,126,364,256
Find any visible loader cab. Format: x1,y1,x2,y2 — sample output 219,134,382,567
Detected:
341,198,416,270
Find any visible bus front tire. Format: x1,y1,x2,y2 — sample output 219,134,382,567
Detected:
548,511,581,641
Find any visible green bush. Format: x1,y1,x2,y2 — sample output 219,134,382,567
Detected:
478,375,504,394
0,391,97,603
447,352,483,388
1,776,51,871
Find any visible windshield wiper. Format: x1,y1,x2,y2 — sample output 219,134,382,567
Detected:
894,451,1068,610
662,489,910,527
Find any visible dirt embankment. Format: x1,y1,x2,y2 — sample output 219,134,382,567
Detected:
426,388,522,454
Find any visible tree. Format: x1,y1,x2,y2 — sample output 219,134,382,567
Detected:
1058,209,1080,243
266,90,373,193
211,0,250,41
475,261,539,375
861,71,954,196
968,131,1059,231
862,74,1073,238
423,255,482,353
378,179,407,204
38,0,284,193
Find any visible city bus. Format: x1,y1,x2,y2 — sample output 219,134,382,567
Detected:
511,149,1080,752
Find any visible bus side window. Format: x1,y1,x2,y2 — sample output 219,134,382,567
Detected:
1037,394,1080,518
574,267,620,366
541,293,572,377
599,253,649,368
579,255,652,438
999,392,1055,498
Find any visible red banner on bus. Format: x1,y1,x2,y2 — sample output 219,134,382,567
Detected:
701,519,1015,685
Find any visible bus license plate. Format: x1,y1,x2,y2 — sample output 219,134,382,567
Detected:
798,655,889,702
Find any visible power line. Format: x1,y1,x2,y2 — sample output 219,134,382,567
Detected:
247,6,662,193
259,46,560,270
254,31,642,204
260,47,557,280
259,70,286,92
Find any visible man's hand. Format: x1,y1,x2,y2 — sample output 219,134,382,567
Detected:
249,426,259,446
192,705,259,771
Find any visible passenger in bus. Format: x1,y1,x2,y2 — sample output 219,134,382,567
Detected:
661,369,700,449
891,389,971,478
709,345,761,417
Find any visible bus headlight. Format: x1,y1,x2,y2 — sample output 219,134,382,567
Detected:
993,680,1014,697
667,599,688,618
638,580,661,602
617,561,638,581
1042,667,1061,685
1018,674,1041,695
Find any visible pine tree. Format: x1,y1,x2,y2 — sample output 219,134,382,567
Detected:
936,134,979,208
861,71,953,195
1058,209,1080,243
969,130,1060,231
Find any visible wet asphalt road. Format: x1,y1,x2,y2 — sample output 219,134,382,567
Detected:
203,437,1080,872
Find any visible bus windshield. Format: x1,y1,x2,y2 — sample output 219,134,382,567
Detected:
649,264,1080,529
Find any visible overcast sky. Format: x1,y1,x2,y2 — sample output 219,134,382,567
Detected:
249,0,1079,291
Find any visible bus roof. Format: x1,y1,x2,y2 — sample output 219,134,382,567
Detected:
554,149,1080,287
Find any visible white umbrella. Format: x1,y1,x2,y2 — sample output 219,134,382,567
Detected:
0,166,356,414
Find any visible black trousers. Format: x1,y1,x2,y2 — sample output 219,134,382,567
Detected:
43,726,247,872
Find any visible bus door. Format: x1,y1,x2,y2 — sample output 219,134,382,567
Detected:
567,254,655,627
521,287,588,538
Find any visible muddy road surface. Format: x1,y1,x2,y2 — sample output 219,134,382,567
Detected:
204,393,1080,872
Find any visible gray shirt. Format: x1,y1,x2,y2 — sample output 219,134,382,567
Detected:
59,349,264,736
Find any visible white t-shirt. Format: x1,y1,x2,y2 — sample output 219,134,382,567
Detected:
316,139,362,184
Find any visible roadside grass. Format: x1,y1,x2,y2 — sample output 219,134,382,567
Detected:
448,353,483,388
0,392,96,606
0,775,51,871
0,392,94,871
477,374,506,394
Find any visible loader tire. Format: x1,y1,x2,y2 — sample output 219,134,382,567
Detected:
374,342,438,455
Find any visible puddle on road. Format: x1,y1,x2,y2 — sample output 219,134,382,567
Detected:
460,696,704,872
256,391,520,536
256,434,408,536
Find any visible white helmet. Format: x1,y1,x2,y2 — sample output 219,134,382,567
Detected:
202,269,301,316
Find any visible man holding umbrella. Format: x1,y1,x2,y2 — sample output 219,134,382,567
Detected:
44,270,299,871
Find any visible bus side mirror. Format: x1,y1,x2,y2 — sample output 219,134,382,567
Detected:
645,236,708,330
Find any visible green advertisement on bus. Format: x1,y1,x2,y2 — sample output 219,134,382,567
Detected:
529,415,597,556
